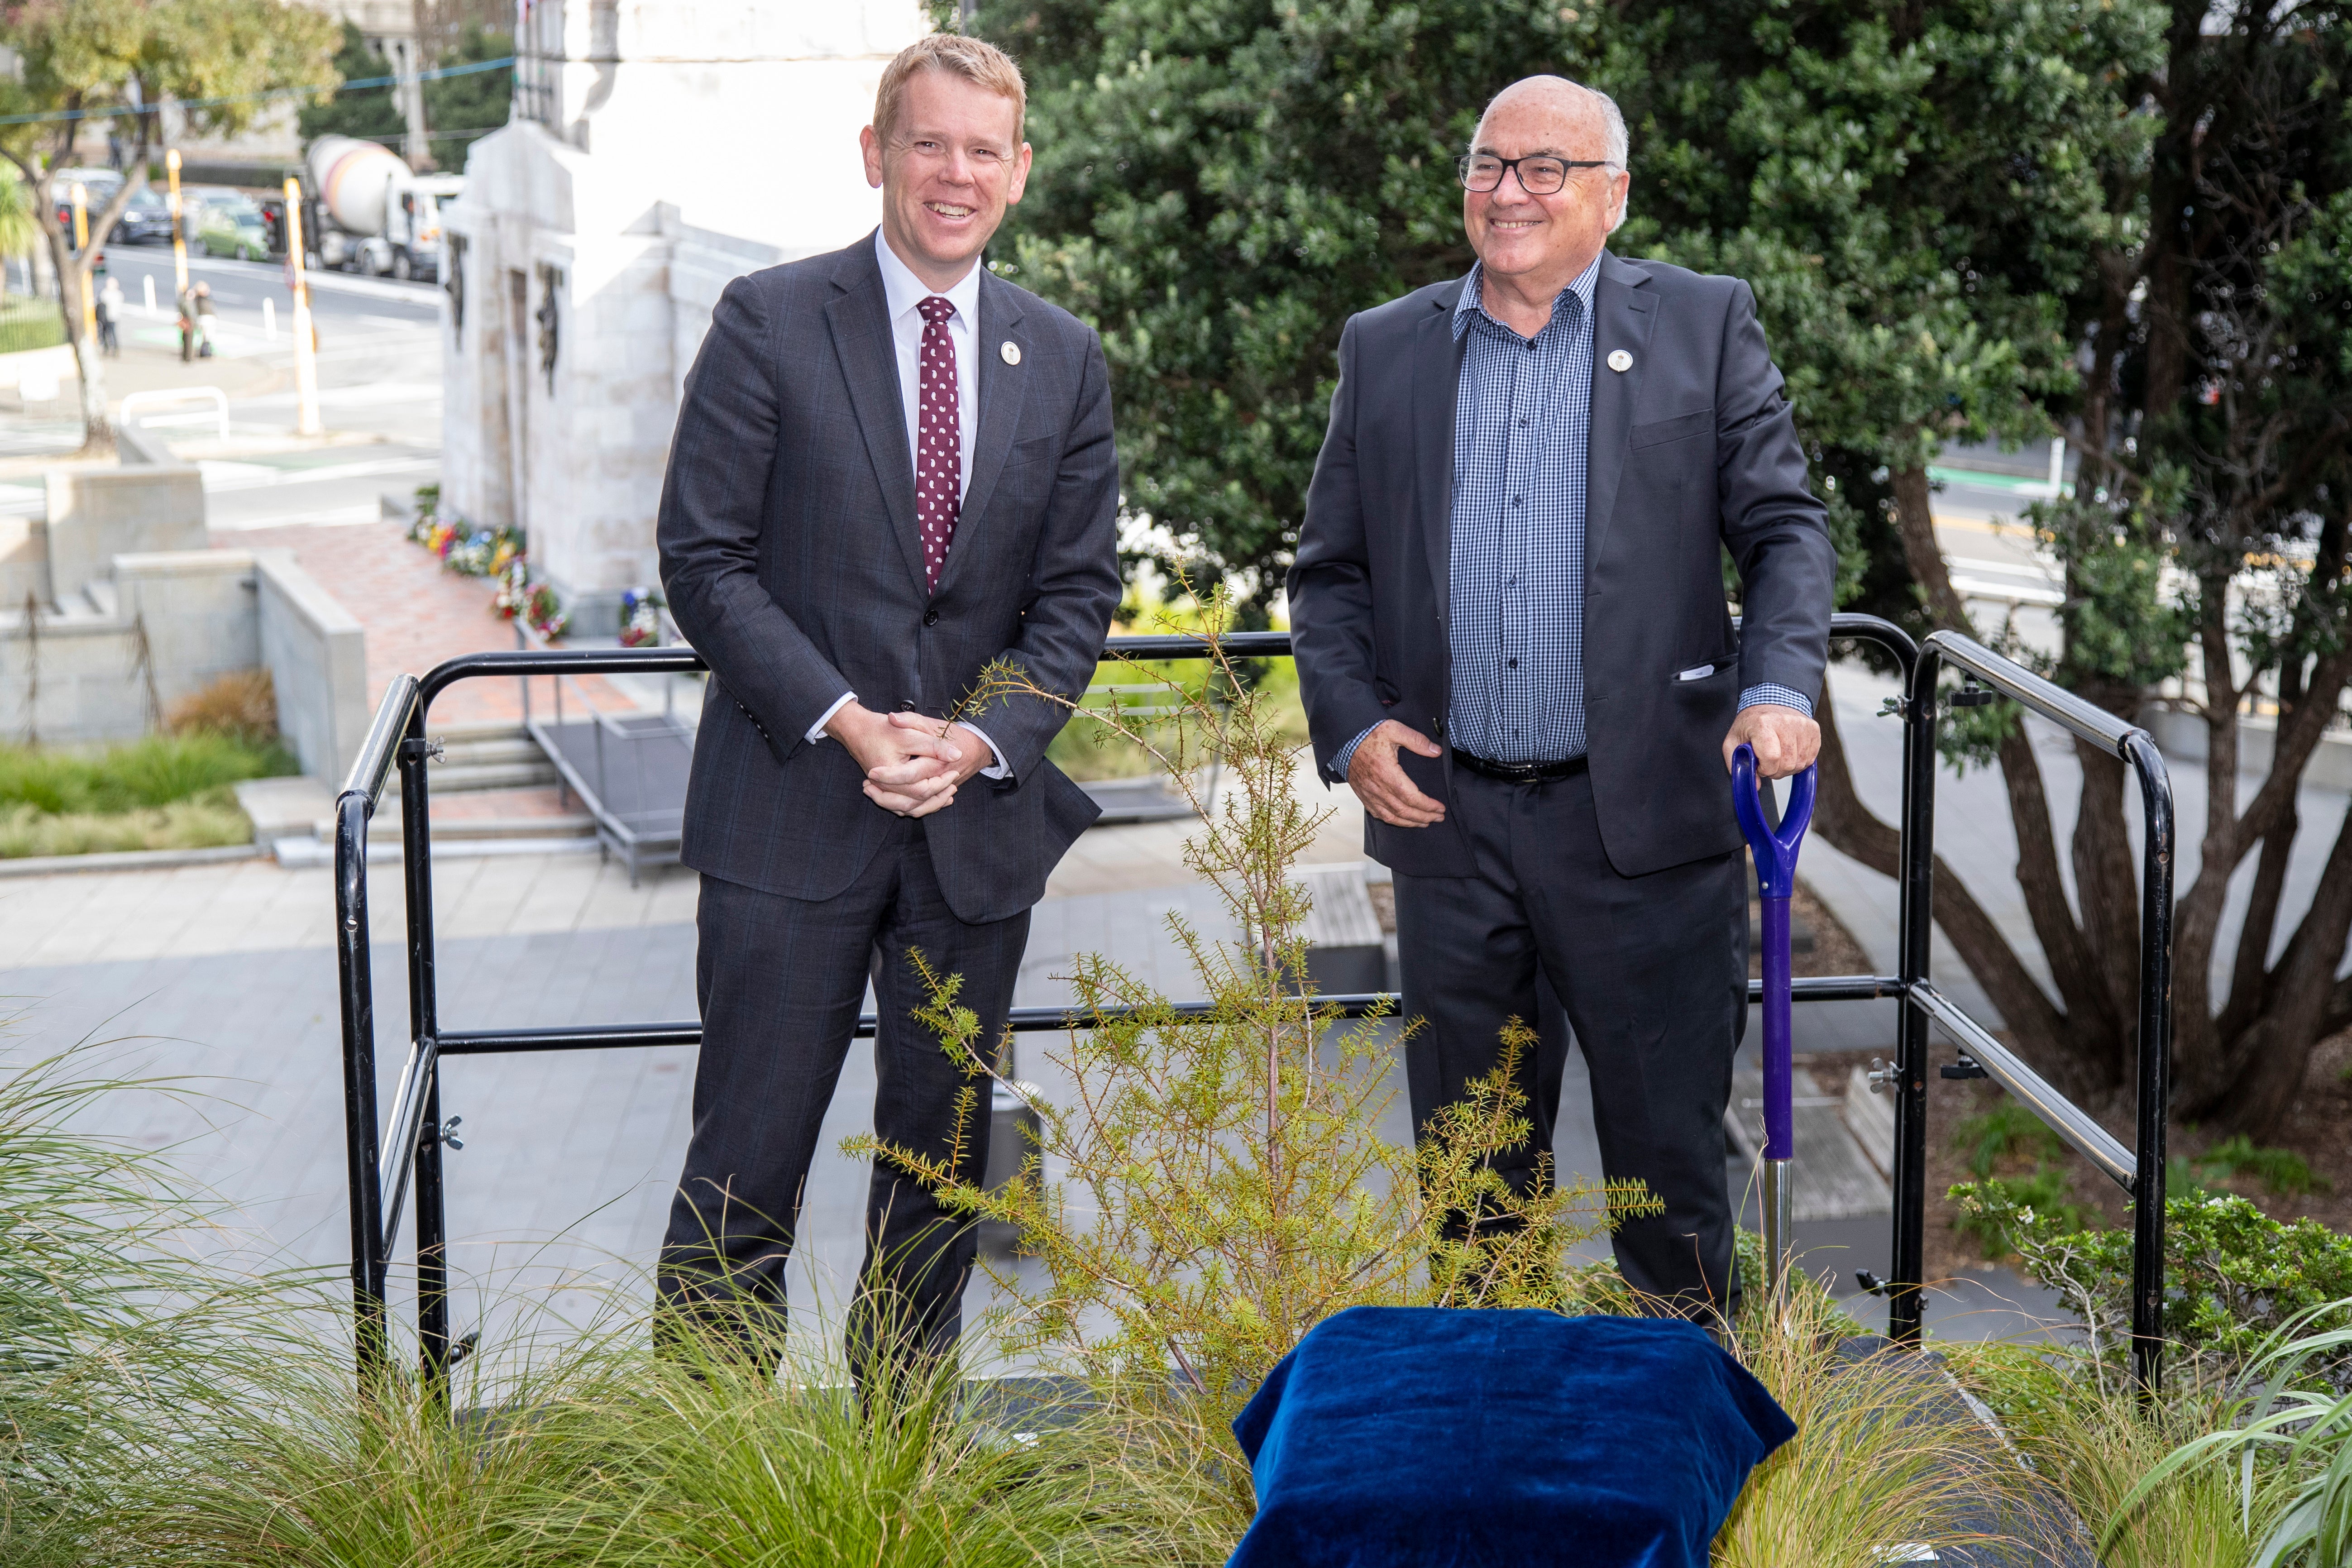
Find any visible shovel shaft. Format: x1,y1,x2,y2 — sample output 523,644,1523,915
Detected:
1758,895,1794,1162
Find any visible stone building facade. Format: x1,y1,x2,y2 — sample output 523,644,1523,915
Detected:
436,2,927,634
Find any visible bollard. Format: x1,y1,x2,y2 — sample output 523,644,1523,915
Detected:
1731,745,1817,1297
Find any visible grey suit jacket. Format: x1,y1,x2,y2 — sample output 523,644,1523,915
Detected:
658,235,1120,924
1287,251,1836,880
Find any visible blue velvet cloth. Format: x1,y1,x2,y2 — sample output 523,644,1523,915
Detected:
1228,1307,1795,1567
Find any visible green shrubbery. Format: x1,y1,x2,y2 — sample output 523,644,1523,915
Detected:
0,728,293,858
1955,1183,2352,1375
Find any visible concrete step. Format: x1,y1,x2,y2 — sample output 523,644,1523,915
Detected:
375,727,559,796
391,758,559,794
424,813,593,841
433,736,545,768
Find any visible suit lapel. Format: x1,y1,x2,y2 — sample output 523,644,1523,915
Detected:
1413,277,1469,626
824,238,931,597
937,269,1030,601
1582,252,1658,579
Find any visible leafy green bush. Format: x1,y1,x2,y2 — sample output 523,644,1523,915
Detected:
1954,1185,2352,1371
1952,1166,2099,1259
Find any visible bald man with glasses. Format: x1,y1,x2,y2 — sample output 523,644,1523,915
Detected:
1288,75,1835,1319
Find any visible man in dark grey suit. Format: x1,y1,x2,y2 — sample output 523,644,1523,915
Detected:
1288,75,1835,1317
655,33,1119,1372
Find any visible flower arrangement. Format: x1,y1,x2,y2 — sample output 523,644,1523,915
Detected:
523,583,569,641
618,586,664,648
412,487,562,638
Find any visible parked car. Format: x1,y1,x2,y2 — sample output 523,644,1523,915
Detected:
112,186,180,245
188,191,271,261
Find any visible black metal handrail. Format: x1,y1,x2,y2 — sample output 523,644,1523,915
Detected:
333,612,2176,1394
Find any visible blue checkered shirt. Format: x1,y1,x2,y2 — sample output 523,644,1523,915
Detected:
1331,261,1811,780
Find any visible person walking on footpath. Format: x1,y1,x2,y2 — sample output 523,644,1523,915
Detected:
96,276,123,357
1288,75,1835,1322
654,32,1119,1382
191,282,217,358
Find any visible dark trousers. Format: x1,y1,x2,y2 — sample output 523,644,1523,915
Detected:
1394,766,1746,1315
658,817,1028,1376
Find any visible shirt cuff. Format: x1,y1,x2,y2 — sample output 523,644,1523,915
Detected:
807,691,856,744
1739,684,1813,717
957,721,1011,780
1330,721,1382,783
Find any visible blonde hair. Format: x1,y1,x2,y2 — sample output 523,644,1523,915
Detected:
874,33,1027,146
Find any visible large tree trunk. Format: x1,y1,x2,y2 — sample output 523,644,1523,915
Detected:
56,248,111,456
1811,678,2084,1086
1885,462,2126,1094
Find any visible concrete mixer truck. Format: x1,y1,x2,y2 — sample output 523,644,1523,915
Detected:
302,135,462,282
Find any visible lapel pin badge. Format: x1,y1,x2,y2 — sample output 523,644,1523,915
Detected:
1000,340,1021,366
1607,349,1633,373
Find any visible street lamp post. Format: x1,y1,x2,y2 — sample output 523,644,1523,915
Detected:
284,177,322,437
167,148,189,301
70,182,96,345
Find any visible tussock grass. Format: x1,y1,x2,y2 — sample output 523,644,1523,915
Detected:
126,1308,1219,1568
1712,1288,2053,1567
0,789,253,856
0,1041,321,1568
1947,1342,2269,1567
0,731,292,815
165,669,279,745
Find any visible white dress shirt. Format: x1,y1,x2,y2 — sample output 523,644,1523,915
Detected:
805,232,1008,779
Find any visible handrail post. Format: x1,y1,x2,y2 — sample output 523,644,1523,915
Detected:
334,789,391,1385
1887,645,1941,1346
2127,732,2175,1397
397,700,454,1401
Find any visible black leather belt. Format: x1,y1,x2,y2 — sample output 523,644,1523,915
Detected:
1449,749,1589,784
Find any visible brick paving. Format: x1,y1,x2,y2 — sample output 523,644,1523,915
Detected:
222,519,631,726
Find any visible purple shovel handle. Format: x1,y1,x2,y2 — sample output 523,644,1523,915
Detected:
1732,745,1817,1162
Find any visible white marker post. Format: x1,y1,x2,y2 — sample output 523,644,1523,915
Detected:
143,274,156,314
263,298,277,338
284,177,322,436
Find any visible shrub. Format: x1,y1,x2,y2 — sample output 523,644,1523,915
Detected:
1954,1185,2352,1373
1953,1100,2067,1180
1952,1167,2099,1260
164,669,277,745
2192,1134,2326,1197
856,592,1654,1447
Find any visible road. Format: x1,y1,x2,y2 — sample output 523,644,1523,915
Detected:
10,248,445,533
97,242,442,336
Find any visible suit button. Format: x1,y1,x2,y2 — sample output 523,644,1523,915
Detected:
923,609,940,626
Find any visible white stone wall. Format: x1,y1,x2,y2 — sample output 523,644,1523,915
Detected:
439,0,926,633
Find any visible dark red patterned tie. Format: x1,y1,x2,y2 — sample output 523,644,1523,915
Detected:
915,295,961,592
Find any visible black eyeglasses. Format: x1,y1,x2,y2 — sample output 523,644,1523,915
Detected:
1456,153,1616,195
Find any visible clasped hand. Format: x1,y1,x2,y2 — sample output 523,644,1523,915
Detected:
825,703,990,817
1346,704,1823,829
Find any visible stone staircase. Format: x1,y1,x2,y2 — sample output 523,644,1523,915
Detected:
377,721,589,843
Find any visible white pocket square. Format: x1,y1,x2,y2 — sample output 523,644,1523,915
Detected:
1674,663,1716,682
